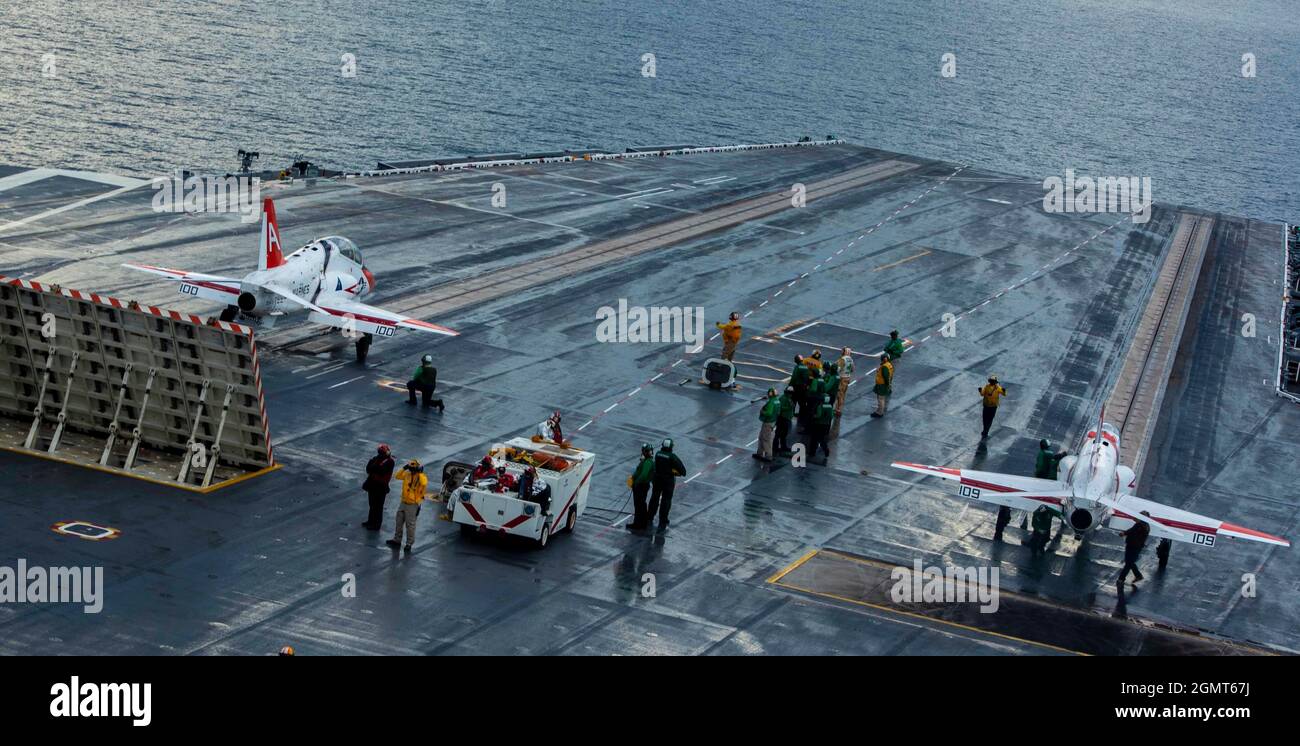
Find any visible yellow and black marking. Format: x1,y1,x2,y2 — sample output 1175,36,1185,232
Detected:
52,520,122,541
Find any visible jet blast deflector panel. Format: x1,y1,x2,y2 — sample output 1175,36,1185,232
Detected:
0,275,276,490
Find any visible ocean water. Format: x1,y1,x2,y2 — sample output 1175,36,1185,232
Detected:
1,0,1296,221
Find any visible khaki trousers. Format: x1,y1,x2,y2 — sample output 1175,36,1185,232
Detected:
393,502,420,545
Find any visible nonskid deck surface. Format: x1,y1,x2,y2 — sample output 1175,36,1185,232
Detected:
0,143,1295,655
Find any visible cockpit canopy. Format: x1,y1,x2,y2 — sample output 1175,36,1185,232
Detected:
317,236,363,265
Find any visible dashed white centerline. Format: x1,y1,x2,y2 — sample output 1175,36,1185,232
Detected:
328,376,364,389
307,364,347,379
567,163,971,438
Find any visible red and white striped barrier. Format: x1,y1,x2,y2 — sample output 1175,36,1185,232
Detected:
0,274,276,467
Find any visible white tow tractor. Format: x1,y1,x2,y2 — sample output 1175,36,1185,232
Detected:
445,437,596,547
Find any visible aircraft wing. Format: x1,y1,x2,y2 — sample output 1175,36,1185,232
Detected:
308,296,458,339
1107,494,1290,549
122,263,241,304
891,461,1067,512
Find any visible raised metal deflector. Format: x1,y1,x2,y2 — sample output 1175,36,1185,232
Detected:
0,276,276,491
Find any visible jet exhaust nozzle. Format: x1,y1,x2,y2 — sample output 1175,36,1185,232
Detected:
237,291,258,313
1069,508,1094,531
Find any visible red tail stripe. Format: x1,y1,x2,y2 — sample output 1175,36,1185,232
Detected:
263,197,285,269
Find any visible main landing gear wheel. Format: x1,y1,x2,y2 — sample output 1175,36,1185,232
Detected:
219,305,238,322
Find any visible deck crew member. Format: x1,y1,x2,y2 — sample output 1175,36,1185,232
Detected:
355,332,374,365
470,455,496,482
994,504,1012,542
805,348,824,374
716,312,743,361
753,388,780,462
386,459,429,552
517,465,550,512
361,443,395,530
790,355,811,423
1029,506,1054,555
820,364,840,421
517,465,536,496
491,465,517,493
406,355,444,411
871,353,893,418
536,411,564,445
809,394,835,461
647,439,687,531
775,387,796,455
627,444,655,531
834,347,853,416
801,367,824,433
883,330,905,369
1035,440,1068,480
1022,439,1069,530
1118,514,1152,586
978,376,1006,439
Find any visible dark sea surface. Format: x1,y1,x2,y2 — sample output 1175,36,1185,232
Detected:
1,0,1296,221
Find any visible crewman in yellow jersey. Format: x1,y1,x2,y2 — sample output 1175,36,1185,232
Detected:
716,312,742,361
979,376,1007,439
386,459,429,552
871,353,893,418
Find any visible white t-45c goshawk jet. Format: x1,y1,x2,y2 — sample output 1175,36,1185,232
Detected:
892,408,1290,553
123,197,456,360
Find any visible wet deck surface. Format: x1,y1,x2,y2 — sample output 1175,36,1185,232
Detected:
1,143,1296,655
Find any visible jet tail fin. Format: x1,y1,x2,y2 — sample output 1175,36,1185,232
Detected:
259,197,285,271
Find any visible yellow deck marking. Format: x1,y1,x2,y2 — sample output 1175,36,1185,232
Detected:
770,548,1273,655
766,547,1085,656
2,445,281,494
872,248,931,272
766,548,819,583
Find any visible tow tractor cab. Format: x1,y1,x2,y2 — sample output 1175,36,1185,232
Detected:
447,437,595,547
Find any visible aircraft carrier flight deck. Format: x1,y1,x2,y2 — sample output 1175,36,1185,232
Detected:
1,140,1296,656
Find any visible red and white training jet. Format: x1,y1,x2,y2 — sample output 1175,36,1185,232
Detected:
892,408,1289,553
123,197,456,359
